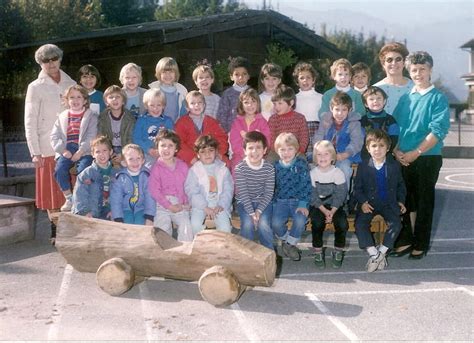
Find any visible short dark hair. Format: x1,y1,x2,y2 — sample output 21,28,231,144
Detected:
91,135,113,151
154,129,181,151
77,64,102,88
243,131,268,150
362,86,388,107
258,63,282,92
228,56,250,75
352,62,371,82
330,91,352,110
365,129,391,149
405,51,434,69
194,135,219,152
271,85,296,108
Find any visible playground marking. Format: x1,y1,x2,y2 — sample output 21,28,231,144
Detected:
139,282,162,341
231,302,261,342
307,286,474,297
47,264,73,341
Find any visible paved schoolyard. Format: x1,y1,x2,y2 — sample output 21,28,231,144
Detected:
1,159,473,341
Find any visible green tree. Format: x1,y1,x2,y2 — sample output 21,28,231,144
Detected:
101,0,157,27
155,0,243,20
0,0,31,48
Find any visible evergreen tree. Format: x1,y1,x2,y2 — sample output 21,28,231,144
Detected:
155,0,243,20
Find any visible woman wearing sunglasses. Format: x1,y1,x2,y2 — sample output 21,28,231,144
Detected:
373,42,414,115
24,44,76,244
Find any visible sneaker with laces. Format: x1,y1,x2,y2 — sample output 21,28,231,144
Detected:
366,252,386,273
282,242,301,261
313,251,325,269
331,250,345,268
60,198,72,212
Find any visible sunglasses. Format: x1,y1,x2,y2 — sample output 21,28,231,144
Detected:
41,56,59,64
385,56,403,64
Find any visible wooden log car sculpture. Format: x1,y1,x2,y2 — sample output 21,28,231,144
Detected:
55,212,276,306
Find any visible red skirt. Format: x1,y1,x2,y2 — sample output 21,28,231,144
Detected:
35,156,64,210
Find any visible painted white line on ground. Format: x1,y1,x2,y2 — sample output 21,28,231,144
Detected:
231,302,261,342
458,286,474,297
440,167,474,171
47,264,73,341
445,173,474,185
436,182,474,190
299,250,474,260
431,238,474,242
138,281,161,341
308,287,472,297
305,292,359,342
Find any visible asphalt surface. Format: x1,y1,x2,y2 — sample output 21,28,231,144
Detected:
1,158,473,341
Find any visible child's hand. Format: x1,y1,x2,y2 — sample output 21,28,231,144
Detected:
62,150,72,159
398,202,407,214
169,204,183,213
145,219,154,226
71,150,83,162
251,211,261,225
190,157,198,165
361,201,374,213
83,178,92,185
85,212,93,218
112,153,122,163
296,207,309,217
215,206,224,214
336,152,350,161
148,148,160,159
182,204,190,211
240,130,246,138
204,207,215,219
106,211,112,220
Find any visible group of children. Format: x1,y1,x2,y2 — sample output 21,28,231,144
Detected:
52,55,406,273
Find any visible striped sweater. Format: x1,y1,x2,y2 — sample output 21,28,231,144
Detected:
268,110,309,153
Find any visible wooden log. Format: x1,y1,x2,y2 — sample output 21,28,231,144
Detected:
198,265,244,306
96,258,135,296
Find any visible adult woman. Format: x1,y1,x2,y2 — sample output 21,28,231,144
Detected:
374,42,413,115
24,44,76,242
391,51,450,259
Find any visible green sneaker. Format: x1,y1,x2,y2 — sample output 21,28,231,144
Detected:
313,252,325,269
332,250,345,269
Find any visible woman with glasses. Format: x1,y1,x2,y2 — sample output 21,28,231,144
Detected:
24,44,76,244
373,42,414,115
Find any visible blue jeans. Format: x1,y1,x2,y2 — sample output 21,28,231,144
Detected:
237,201,273,249
336,159,353,193
272,199,308,245
54,142,93,191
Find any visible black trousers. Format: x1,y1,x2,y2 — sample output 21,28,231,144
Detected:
310,205,348,249
394,155,442,251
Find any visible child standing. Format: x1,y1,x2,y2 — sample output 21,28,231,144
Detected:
272,133,312,261
175,91,229,166
184,135,234,234
319,58,365,117
72,136,114,219
267,85,309,162
133,88,174,168
51,85,97,212
77,64,105,115
229,88,271,171
309,140,349,269
258,63,282,121
149,57,188,123
235,131,275,249
314,91,363,189
216,56,251,132
149,129,193,241
354,130,406,272
110,144,155,225
351,62,371,93
98,85,136,168
293,62,323,161
360,86,399,160
119,63,147,119
192,65,220,118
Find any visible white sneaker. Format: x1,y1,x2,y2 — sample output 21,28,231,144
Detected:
366,252,386,273
60,199,72,212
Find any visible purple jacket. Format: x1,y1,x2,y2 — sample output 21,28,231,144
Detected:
149,158,189,209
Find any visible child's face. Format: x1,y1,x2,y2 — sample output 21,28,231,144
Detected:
123,71,139,91
365,92,386,113
262,75,281,93
157,138,177,162
315,148,333,169
352,71,369,89
331,104,350,125
67,89,86,112
105,93,124,112
124,149,144,173
147,97,164,117
230,67,250,87
273,99,293,115
367,139,388,163
197,146,216,165
92,143,112,167
195,72,214,92
383,52,404,76
277,143,297,164
187,96,205,116
333,67,351,88
297,71,315,91
242,96,258,116
244,141,267,167
80,74,97,92
409,63,432,90
160,69,176,86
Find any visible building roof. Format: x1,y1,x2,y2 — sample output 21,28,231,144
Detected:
460,39,474,49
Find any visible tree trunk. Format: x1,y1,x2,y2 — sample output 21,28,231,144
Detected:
198,265,246,306
96,257,135,296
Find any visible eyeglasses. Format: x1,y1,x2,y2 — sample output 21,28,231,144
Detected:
385,56,403,64
41,56,59,64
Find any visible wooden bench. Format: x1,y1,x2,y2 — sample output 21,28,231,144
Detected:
0,194,36,245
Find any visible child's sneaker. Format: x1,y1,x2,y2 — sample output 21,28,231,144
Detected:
313,251,325,269
331,250,345,268
366,252,386,273
282,242,301,261
60,198,72,212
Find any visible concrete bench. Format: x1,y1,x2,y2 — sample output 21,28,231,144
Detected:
0,194,36,245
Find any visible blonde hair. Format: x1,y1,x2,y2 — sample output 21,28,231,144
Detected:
143,88,167,109
63,85,90,109
103,85,127,106
122,143,144,159
155,57,180,82
119,63,143,86
91,135,113,151
313,140,337,165
237,88,261,116
185,90,206,108
192,65,215,82
330,58,353,78
274,132,299,152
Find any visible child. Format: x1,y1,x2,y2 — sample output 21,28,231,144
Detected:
175,91,229,166
360,86,399,160
272,133,312,261
98,85,136,168
184,135,234,234
234,131,275,250
216,56,251,132
72,136,114,219
149,57,188,123
353,129,406,272
77,64,105,114
133,88,174,168
229,88,271,171
267,85,309,162
110,144,155,225
351,62,371,93
309,140,349,269
293,62,323,161
149,129,193,241
314,91,363,189
192,64,220,118
119,62,147,119
51,85,97,212
258,63,282,121
318,58,365,117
